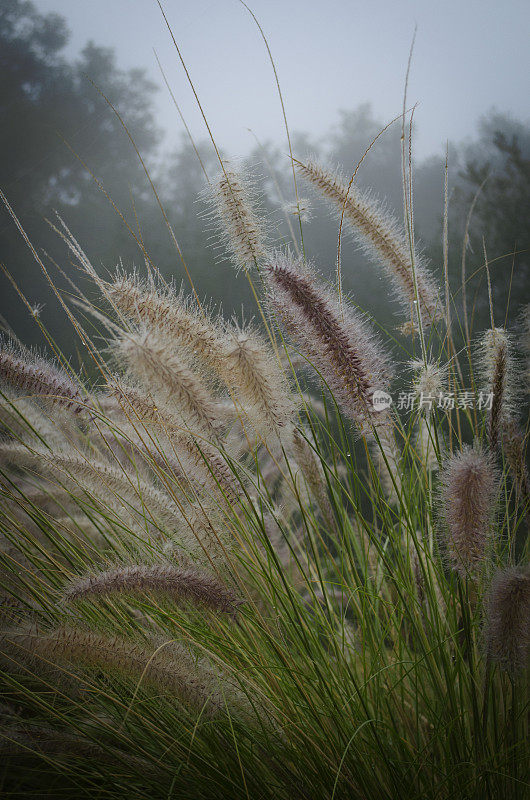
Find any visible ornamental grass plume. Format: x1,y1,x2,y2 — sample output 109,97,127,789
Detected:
0,722,157,777
484,565,530,672
370,421,402,503
439,443,499,575
63,564,242,616
291,426,336,532
296,158,442,325
264,252,391,430
106,276,296,435
0,724,111,760
0,342,84,412
104,379,183,430
0,626,226,715
0,394,64,447
479,327,515,449
411,360,445,471
106,275,227,370
114,328,223,436
222,325,296,435
167,431,243,505
0,444,187,536
203,163,268,271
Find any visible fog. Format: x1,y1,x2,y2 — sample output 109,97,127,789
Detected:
33,0,530,160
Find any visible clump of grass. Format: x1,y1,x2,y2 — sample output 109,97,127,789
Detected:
0,63,528,800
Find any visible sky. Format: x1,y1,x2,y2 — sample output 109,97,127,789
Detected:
34,0,530,161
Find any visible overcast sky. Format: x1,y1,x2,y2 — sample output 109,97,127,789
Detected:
34,0,530,161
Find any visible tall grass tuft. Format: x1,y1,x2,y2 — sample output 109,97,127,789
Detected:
0,74,528,800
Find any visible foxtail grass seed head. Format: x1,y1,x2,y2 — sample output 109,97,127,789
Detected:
410,361,443,469
296,159,442,325
106,276,227,371
479,327,515,449
107,276,295,435
440,444,499,575
0,342,84,412
410,360,445,402
204,164,268,271
283,198,312,223
485,566,530,672
370,422,402,503
114,329,223,435
0,394,63,446
223,327,296,435
0,626,226,714
63,564,242,615
291,427,336,531
0,443,187,536
265,252,391,430
416,416,439,472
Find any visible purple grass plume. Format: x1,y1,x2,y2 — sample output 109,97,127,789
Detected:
484,565,530,672
264,252,391,431
440,443,499,575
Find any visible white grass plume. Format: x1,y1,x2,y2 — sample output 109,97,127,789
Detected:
297,158,442,325
202,163,268,271
106,276,296,435
114,328,223,435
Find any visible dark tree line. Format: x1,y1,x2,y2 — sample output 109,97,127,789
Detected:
1,0,528,361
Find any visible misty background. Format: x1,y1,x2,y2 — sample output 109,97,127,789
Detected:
1,0,529,360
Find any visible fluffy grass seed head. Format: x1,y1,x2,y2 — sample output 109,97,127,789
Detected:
0,341,84,412
114,328,223,435
63,564,243,616
203,162,268,271
107,276,295,435
283,198,312,223
297,158,442,325
370,421,402,503
410,360,445,470
106,275,227,370
479,327,516,448
0,443,189,542
439,443,499,575
222,325,297,435
484,565,530,672
410,359,445,404
0,626,227,715
265,252,392,430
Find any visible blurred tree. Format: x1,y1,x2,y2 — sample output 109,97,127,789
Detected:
452,112,530,330
0,0,164,353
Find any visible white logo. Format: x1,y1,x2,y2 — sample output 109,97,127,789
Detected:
372,390,392,411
